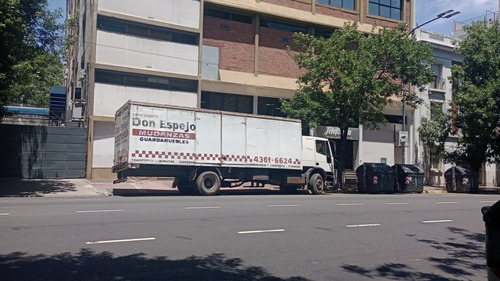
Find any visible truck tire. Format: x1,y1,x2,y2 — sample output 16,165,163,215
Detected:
309,173,324,194
177,177,197,195
196,171,221,196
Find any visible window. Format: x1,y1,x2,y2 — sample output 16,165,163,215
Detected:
317,0,355,10
369,0,402,20
260,19,308,34
201,91,253,114
257,97,285,117
430,101,443,121
205,7,253,24
95,69,198,92
315,28,333,38
97,16,198,45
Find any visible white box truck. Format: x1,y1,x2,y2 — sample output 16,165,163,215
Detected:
113,101,336,195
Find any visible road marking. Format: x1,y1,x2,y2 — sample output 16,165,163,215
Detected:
76,209,124,213
336,203,364,206
436,202,458,204
85,237,156,245
238,229,285,234
422,220,453,224
480,201,498,203
268,204,300,207
185,206,221,210
386,203,409,205
346,224,381,228
0,213,9,216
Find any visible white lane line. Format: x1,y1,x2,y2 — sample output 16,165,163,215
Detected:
422,220,453,224
85,237,156,245
0,213,10,216
336,203,364,206
185,206,221,210
436,202,458,204
346,224,381,228
76,209,124,213
386,203,409,205
238,229,285,234
268,204,300,207
480,201,498,203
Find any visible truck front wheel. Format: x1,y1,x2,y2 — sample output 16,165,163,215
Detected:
196,171,221,196
309,173,324,194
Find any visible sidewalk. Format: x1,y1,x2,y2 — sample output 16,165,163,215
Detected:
1,178,499,197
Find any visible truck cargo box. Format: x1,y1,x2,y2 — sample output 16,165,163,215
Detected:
113,101,303,173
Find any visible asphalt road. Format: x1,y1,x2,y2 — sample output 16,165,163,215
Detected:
1,193,499,280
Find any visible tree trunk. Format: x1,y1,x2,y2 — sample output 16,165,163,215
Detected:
337,127,349,190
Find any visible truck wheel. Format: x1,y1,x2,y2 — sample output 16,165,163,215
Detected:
196,171,221,196
177,177,197,195
309,173,324,194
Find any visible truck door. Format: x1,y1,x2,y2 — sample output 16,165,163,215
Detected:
315,140,334,176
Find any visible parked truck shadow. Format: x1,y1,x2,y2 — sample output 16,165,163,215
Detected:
0,250,309,281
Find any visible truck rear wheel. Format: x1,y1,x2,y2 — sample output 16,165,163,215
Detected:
196,171,221,196
309,173,324,194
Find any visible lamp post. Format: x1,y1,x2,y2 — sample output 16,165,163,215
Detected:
400,10,460,164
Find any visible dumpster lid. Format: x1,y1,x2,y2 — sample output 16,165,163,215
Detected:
395,164,424,174
444,166,478,176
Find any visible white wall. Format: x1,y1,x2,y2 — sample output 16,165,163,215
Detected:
96,31,199,76
98,0,200,29
92,121,115,168
93,83,197,117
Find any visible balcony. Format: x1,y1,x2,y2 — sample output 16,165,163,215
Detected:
429,77,446,91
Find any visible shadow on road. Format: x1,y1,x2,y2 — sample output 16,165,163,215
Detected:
0,249,309,281
0,179,77,197
341,227,486,280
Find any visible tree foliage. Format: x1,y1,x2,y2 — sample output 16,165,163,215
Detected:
0,0,64,115
282,22,434,187
446,20,500,171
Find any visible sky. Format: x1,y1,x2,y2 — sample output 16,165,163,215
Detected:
415,0,498,35
48,0,499,36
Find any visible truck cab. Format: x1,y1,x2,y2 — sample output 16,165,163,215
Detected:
300,136,336,191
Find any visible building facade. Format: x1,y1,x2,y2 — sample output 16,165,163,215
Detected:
414,29,498,187
65,0,415,179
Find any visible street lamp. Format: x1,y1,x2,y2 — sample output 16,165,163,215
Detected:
401,10,460,164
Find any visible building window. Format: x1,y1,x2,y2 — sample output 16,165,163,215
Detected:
369,0,402,20
201,91,253,114
315,27,334,38
317,0,355,10
430,101,443,121
257,97,285,117
260,19,309,34
95,69,198,92
204,7,253,24
97,16,198,45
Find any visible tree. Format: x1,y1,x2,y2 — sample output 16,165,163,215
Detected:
446,20,500,171
283,22,434,188
0,0,64,116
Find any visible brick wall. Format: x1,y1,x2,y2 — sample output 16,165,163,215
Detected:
203,17,255,73
261,0,311,13
316,4,359,21
259,27,304,78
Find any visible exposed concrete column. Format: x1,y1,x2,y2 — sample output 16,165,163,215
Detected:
254,14,260,77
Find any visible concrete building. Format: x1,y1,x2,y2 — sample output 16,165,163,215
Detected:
64,0,415,179
414,29,498,187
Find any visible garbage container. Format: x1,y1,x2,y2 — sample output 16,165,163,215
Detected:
444,166,479,193
482,200,500,280
356,163,395,194
393,164,424,193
